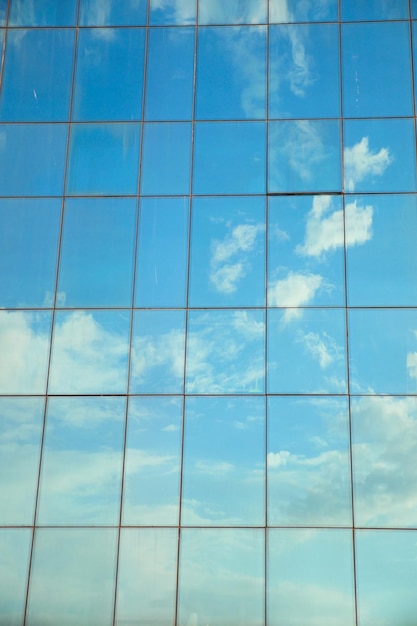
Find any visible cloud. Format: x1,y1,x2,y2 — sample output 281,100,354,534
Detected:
268,271,324,317
267,450,292,468
344,136,392,191
131,327,185,389
150,0,195,23
297,330,340,369
198,0,266,24
277,120,328,182
407,352,417,380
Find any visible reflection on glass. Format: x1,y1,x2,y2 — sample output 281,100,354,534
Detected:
73,28,145,121
79,0,147,25
268,195,345,308
269,24,340,119
122,397,182,525
268,308,347,394
130,310,186,393
349,309,417,394
135,197,189,307
269,0,338,23
341,0,409,21
8,0,77,25
356,530,417,626
145,27,194,121
150,0,195,24
186,309,265,394
193,121,266,194
181,396,265,526
268,529,355,626
268,397,352,526
268,120,341,193
26,528,118,626
0,398,43,525
37,397,125,525
0,311,51,394
57,198,136,308
189,196,265,307
0,529,32,626
115,529,178,625
48,310,130,394
196,26,266,120
198,0,267,24
0,124,67,196
66,123,141,195
178,529,264,626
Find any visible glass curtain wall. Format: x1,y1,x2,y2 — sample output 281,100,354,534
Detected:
1,0,417,624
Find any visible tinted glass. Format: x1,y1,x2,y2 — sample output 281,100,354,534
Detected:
198,0,267,24
9,0,77,25
341,0,409,20
0,529,32,626
269,0,338,23
79,0,147,25
150,0,196,24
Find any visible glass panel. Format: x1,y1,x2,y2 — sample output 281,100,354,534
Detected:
186,309,265,394
269,0,338,23
189,196,265,307
348,309,417,394
26,528,118,626
343,119,417,193
0,311,51,394
413,0,417,18
145,27,195,121
198,0,267,24
269,24,340,119
73,28,145,121
57,198,136,308
356,530,417,626
268,397,352,526
268,308,347,394
351,396,417,528
9,0,77,25
341,0,409,21
0,529,32,626
0,29,74,122
268,195,345,307
37,397,125,525
48,310,130,394
178,529,264,626
0,124,67,196
66,123,141,195
122,397,182,525
268,529,355,626
196,26,266,120
0,0,6,24
79,0,147,25
115,529,178,625
346,194,417,306
193,121,266,194
130,310,186,393
269,120,341,193
141,122,191,195
181,396,265,526
150,0,196,24
342,23,412,118
135,197,189,308
0,398,43,525
0,199,60,308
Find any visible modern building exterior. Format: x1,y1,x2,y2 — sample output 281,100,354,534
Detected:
1,0,417,624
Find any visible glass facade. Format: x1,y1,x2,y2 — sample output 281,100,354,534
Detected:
1,1,417,624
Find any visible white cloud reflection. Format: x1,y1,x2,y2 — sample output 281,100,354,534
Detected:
344,136,392,192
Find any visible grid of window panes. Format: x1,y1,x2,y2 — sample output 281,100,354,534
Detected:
2,0,417,624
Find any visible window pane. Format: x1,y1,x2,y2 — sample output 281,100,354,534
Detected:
269,0,338,23
341,0,409,20
198,0,267,24
150,0,196,24
9,0,77,25
0,529,32,626
79,0,147,25
0,0,7,24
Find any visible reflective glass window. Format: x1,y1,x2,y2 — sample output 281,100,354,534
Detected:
189,196,265,307
268,120,341,193
0,124,67,196
122,397,182,525
73,28,145,121
346,194,417,306
48,310,130,394
0,29,74,122
9,0,77,25
268,308,347,394
57,198,136,308
178,529,264,626
0,199,60,308
26,529,118,626
135,197,189,308
343,119,417,193
268,397,352,526
141,122,191,195
79,0,147,25
186,309,265,394
0,529,32,626
0,398,43,525
193,121,266,194
196,26,266,120
269,24,340,119
0,311,51,394
66,123,141,195
150,0,196,24
37,397,125,525
413,0,417,18
130,310,186,393
411,23,417,107
115,529,178,625
0,0,6,24
268,529,355,626
198,0,267,24
269,0,338,23
341,0,409,21
268,195,345,307
145,27,195,121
